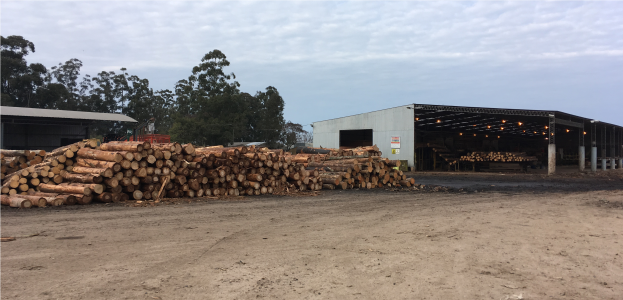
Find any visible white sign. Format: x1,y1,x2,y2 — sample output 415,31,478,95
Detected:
391,136,400,149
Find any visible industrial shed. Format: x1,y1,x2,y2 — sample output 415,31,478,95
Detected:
312,104,623,174
1,106,137,151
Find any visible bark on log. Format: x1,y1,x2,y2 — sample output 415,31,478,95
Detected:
99,143,143,152
60,170,103,184
72,194,92,205
39,183,92,196
75,158,121,172
96,192,113,203
0,195,32,208
70,166,113,178
77,148,123,162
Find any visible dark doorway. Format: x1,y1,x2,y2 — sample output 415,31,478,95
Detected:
339,129,373,148
60,138,83,147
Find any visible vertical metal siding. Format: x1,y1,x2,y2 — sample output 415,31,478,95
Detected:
2,123,88,151
313,106,415,167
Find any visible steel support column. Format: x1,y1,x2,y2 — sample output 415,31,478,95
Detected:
613,127,617,170
548,115,556,175
579,122,585,171
591,120,597,172
620,130,623,168
579,146,585,171
601,126,608,161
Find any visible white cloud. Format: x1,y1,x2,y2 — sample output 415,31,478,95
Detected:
2,1,622,126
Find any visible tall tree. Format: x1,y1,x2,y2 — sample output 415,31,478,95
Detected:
283,121,308,150
170,50,243,145
1,35,50,107
255,86,286,148
49,58,84,110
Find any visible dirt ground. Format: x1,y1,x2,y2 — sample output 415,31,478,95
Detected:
2,169,623,300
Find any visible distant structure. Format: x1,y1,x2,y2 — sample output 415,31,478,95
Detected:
228,142,266,147
1,106,137,151
312,104,623,175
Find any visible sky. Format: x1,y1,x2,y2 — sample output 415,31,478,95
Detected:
2,1,622,130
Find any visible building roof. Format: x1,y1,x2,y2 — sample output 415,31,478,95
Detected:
228,141,266,147
1,106,137,123
313,103,622,129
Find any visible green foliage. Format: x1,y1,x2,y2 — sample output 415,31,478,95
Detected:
283,121,307,150
169,51,288,147
1,36,295,148
1,35,49,107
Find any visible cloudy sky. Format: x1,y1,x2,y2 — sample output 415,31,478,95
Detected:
2,1,622,129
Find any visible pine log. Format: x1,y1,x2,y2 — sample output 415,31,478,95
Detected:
99,143,143,152
96,192,113,203
72,194,92,205
60,170,103,184
104,178,119,188
76,148,123,162
319,174,341,185
60,183,105,194
0,195,32,208
246,174,262,181
39,183,91,196
70,166,113,178
45,197,64,206
132,190,143,200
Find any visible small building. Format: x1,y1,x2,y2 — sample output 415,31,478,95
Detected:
312,104,623,174
1,106,137,151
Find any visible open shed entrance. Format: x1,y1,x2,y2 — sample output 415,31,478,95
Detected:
340,129,373,148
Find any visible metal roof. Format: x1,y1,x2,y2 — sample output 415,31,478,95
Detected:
1,106,137,122
228,141,266,147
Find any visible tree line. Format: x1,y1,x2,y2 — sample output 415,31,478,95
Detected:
1,35,310,149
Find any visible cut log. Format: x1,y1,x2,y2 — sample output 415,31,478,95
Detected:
60,170,103,183
72,194,92,205
319,174,342,185
76,148,123,162
1,195,32,208
99,143,143,152
39,183,91,196
132,190,143,200
96,192,113,203
246,174,262,182
45,197,64,206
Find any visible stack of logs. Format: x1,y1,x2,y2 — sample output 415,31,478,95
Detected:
289,145,415,189
293,145,383,158
460,152,538,162
1,150,47,181
2,141,325,207
2,142,415,208
1,140,101,207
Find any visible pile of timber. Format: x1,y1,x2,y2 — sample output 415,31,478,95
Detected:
1,150,47,181
2,141,324,208
294,145,382,158
300,154,414,189
460,152,538,163
2,142,417,209
1,140,100,206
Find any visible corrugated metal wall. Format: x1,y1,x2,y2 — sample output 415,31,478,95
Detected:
2,123,88,151
312,106,415,167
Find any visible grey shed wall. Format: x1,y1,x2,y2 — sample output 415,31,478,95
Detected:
312,106,415,167
1,123,89,151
